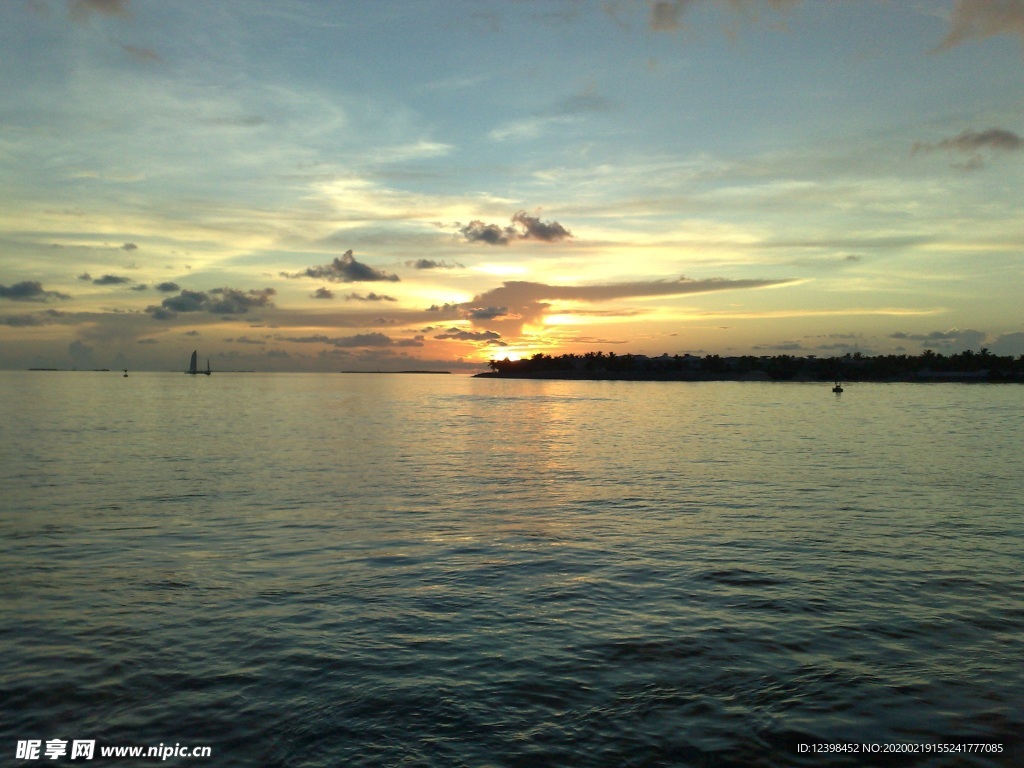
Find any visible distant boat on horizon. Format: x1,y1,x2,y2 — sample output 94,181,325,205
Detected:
833,381,843,393
186,350,211,376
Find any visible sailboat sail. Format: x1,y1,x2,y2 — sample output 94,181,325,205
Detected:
186,350,211,375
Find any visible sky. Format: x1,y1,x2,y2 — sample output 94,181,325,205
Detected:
1,0,1022,372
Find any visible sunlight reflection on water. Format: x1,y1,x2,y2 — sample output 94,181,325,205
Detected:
1,372,1021,766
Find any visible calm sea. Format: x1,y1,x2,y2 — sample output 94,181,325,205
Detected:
1,372,1021,767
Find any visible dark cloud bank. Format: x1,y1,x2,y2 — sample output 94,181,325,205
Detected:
148,287,276,320
0,281,70,302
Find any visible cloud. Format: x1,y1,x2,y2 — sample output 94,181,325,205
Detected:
511,211,572,242
937,0,1024,51
149,287,276,319
281,332,422,348
92,274,132,285
0,281,71,302
458,211,573,245
459,221,517,245
226,336,266,345
394,337,426,347
426,302,461,315
121,44,160,63
1,314,45,327
463,306,513,320
312,287,335,300
912,127,1022,170
69,0,129,21
1,309,69,326
989,331,1024,355
914,128,1024,154
650,0,690,32
489,115,577,142
889,328,988,350
551,88,612,116
473,276,791,306
155,282,180,292
68,339,96,368
462,275,796,334
407,259,463,270
345,292,398,302
158,289,209,314
120,242,138,250
207,287,276,314
649,0,800,33
282,250,399,282
434,327,503,342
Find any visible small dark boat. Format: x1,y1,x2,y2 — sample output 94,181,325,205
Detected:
832,381,843,393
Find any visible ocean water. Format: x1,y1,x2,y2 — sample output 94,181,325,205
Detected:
1,371,1021,767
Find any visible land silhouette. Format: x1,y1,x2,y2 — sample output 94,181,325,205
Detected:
477,349,1024,383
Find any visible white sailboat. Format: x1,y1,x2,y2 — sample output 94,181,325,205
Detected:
186,350,212,376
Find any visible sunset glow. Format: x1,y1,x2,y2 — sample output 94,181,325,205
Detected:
2,1,1022,371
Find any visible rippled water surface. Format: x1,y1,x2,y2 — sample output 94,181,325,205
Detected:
1,372,1021,767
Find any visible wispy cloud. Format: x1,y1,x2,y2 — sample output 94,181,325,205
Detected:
914,127,1023,153
648,0,800,33
460,275,795,334
69,0,129,22
1,309,70,326
121,44,160,63
280,332,423,348
890,328,987,349
489,115,577,142
936,0,1024,51
490,86,612,142
472,276,791,305
913,127,1023,169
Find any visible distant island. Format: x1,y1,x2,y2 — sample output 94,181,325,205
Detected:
475,349,1024,383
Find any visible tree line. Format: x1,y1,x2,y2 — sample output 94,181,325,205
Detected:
482,349,1024,382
